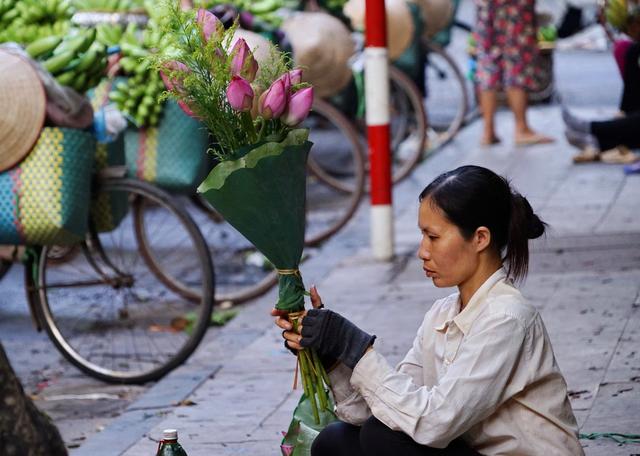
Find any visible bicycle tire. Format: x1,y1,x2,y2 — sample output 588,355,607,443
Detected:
387,65,428,184
424,41,469,148
35,178,215,384
304,97,366,246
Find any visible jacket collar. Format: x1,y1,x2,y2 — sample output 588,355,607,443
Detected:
434,268,507,334
452,268,507,335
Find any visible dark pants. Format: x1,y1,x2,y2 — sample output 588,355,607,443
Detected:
311,417,481,456
591,111,640,151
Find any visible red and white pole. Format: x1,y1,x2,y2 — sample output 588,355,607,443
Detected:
365,0,394,260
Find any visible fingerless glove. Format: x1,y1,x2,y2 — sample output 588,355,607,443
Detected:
300,309,376,369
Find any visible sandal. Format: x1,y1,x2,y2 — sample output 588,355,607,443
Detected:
515,133,555,147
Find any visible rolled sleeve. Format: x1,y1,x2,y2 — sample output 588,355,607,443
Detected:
328,363,371,424
350,313,528,447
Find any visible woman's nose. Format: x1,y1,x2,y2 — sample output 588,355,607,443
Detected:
417,244,430,260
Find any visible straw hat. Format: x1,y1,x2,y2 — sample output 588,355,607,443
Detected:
281,12,355,98
343,0,415,60
410,0,455,38
0,49,46,172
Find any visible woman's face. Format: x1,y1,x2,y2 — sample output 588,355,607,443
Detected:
417,198,480,288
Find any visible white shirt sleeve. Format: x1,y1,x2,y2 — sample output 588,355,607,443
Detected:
328,320,427,425
350,312,529,448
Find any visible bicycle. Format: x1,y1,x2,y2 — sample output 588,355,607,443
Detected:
1,143,215,384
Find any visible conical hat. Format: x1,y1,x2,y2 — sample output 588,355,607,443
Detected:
343,0,415,60
411,0,455,38
281,12,355,98
0,49,46,172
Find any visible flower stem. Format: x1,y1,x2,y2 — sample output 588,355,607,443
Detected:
312,350,331,387
299,350,320,424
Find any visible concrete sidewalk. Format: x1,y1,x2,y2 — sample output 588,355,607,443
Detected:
71,102,640,456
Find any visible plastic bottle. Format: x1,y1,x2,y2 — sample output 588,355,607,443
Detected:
156,429,188,456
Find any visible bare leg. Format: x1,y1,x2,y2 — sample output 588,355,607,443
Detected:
506,87,553,145
479,90,500,145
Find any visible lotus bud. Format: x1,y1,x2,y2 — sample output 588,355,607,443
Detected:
282,87,313,126
288,68,303,86
197,8,222,43
275,71,292,95
258,78,288,120
159,61,189,92
226,76,254,112
178,100,196,117
230,38,258,83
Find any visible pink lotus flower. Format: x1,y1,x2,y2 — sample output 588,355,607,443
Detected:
178,100,196,117
280,444,294,456
258,77,288,120
197,8,222,43
226,76,254,112
275,71,291,95
288,68,303,86
160,61,189,92
230,38,258,83
282,87,313,126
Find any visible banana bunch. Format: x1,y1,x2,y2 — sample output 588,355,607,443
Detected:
108,22,166,127
73,0,144,12
26,28,108,93
109,68,164,127
0,0,19,28
606,0,630,30
96,23,124,46
0,0,73,44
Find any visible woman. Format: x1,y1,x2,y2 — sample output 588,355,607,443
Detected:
273,166,583,455
563,7,640,169
474,0,554,147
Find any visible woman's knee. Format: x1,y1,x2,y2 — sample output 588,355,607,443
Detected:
359,416,402,455
311,421,361,456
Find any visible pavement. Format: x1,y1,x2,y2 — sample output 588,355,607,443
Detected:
70,49,640,455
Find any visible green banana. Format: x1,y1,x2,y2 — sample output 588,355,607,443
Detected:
43,50,75,74
78,28,97,53
75,48,98,72
25,35,62,58
53,35,86,55
55,69,76,86
72,72,87,92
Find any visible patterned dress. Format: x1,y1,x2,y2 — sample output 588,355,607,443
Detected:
474,0,540,91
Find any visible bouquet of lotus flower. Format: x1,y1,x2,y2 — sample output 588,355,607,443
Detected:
151,3,332,425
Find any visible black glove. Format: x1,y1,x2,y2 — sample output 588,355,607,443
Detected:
300,309,376,369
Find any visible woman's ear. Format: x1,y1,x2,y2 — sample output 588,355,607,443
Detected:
474,226,492,252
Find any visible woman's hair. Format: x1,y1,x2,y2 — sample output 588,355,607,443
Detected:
419,165,546,283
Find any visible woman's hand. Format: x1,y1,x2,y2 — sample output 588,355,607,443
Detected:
271,285,323,351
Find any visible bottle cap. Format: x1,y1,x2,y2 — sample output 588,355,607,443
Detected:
163,429,178,440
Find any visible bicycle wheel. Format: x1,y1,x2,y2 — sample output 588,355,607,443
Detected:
35,178,214,384
388,65,428,184
188,205,279,305
304,98,366,245
424,41,468,149
189,194,279,305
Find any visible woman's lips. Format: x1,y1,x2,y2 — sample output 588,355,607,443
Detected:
424,268,436,277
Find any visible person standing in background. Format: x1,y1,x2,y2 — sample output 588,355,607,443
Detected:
475,0,554,147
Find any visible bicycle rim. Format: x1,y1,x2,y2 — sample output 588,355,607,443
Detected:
35,178,214,384
424,42,468,149
304,98,366,246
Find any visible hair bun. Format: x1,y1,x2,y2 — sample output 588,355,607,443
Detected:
527,213,546,239
513,193,546,239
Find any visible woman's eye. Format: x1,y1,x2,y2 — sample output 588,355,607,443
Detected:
428,235,437,240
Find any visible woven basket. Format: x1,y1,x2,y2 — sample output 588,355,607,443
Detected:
87,79,129,233
0,127,95,245
125,100,211,194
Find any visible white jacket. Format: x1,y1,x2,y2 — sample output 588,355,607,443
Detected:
328,269,584,455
